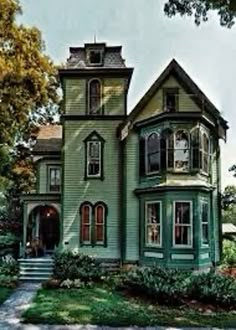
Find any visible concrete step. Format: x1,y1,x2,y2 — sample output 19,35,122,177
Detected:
20,271,52,276
18,258,54,281
20,276,51,281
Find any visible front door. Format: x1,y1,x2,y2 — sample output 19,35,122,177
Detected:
40,207,60,251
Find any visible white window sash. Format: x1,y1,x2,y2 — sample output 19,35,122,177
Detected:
173,201,193,248
145,201,162,247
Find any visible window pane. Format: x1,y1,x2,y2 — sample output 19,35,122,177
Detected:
147,133,160,173
146,203,161,246
175,226,191,245
82,225,90,241
96,225,104,242
96,205,104,224
201,203,209,245
175,131,189,170
202,224,209,245
165,92,177,112
89,80,101,114
175,202,190,224
88,141,100,176
81,205,91,243
49,168,61,192
82,206,90,224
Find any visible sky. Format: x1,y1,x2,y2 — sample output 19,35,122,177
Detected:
20,0,236,188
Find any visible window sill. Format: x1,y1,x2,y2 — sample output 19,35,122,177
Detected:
84,175,104,181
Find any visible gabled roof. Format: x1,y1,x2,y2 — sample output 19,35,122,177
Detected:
33,125,62,155
119,59,228,139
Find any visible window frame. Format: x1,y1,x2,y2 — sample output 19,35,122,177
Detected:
163,88,179,112
87,78,103,115
47,165,61,193
145,201,162,248
167,130,190,173
200,130,210,175
145,132,161,175
84,131,105,180
200,200,209,247
87,48,104,66
80,201,107,247
173,200,193,248
80,202,93,245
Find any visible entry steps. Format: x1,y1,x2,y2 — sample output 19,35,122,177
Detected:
18,257,54,281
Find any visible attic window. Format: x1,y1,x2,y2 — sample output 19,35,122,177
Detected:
163,88,179,112
88,49,103,66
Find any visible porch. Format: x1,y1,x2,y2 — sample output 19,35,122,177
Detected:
20,193,61,259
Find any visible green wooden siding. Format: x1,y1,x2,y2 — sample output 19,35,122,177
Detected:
62,120,122,259
37,160,61,194
135,76,200,123
124,132,139,261
64,78,126,115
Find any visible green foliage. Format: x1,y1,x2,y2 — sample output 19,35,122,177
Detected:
188,271,236,308
122,266,190,305
164,0,236,28
0,232,19,248
54,250,104,282
222,240,236,267
60,278,89,289
0,275,18,288
0,255,19,276
0,287,13,304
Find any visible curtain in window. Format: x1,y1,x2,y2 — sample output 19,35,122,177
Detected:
174,202,191,246
174,130,189,171
95,204,105,244
89,80,101,114
81,204,91,243
146,203,161,246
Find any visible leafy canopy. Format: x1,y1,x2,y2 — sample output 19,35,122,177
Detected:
164,0,236,28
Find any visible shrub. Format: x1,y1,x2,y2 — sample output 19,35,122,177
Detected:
121,266,190,305
60,278,87,289
42,278,62,289
0,233,19,248
0,275,18,288
54,250,104,282
188,271,236,308
222,240,236,267
0,255,19,276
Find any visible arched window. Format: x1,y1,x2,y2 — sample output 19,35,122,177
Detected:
146,133,160,173
80,203,92,244
200,132,210,173
95,203,106,245
174,130,190,171
88,79,102,115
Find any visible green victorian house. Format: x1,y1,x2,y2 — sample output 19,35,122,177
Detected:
21,42,228,271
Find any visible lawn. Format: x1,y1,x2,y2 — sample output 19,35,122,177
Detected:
22,286,236,327
0,287,13,305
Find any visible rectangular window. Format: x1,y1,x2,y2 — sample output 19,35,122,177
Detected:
163,88,179,112
49,167,61,192
87,49,103,66
201,202,209,245
87,141,101,177
145,201,162,247
174,201,192,247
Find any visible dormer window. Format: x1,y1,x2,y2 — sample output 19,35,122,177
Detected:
87,48,103,66
163,88,179,112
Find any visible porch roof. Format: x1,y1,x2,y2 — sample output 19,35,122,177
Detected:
21,193,61,202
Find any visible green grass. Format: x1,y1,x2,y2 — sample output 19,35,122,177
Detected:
0,287,13,305
22,286,236,327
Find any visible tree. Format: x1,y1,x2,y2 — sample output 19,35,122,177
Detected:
222,185,236,226
164,0,236,28
0,0,59,196
0,0,60,218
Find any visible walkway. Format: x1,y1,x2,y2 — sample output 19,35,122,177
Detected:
0,282,40,330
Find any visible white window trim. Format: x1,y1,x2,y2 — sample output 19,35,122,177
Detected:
48,165,61,193
87,140,102,178
88,78,103,115
81,204,92,244
145,132,161,176
173,200,193,248
145,200,162,248
95,204,105,245
200,200,209,247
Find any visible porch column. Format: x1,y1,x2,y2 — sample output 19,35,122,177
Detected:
22,202,28,258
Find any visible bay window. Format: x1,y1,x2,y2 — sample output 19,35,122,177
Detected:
201,201,209,245
146,133,160,173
